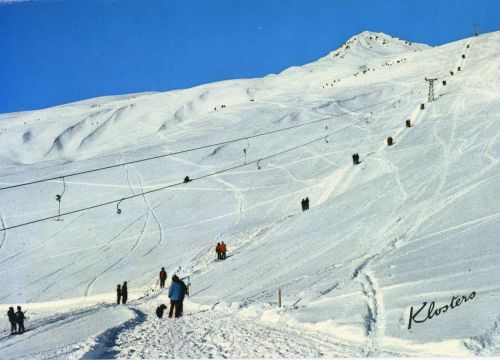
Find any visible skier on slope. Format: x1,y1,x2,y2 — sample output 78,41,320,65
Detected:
352,153,360,165
7,307,16,334
15,306,25,334
121,282,128,304
220,241,227,260
159,267,167,289
116,284,122,304
216,242,221,260
176,277,189,316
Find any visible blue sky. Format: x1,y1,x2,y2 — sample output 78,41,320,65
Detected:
0,0,498,114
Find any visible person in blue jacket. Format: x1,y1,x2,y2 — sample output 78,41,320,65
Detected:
168,275,183,318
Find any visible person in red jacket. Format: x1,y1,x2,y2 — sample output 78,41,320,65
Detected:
220,241,227,260
159,267,167,289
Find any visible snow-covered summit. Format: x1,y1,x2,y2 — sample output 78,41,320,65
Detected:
323,31,429,60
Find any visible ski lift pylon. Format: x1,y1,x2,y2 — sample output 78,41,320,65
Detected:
55,177,66,221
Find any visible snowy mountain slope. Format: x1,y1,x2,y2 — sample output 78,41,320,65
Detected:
0,30,499,357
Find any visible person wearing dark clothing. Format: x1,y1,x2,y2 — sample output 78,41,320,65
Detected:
15,306,25,334
7,307,16,334
168,275,183,318
352,153,360,165
305,197,310,210
176,277,188,316
216,242,221,260
184,176,190,183
159,268,167,289
156,304,167,318
121,282,128,304
220,241,227,260
301,198,305,211
116,284,122,304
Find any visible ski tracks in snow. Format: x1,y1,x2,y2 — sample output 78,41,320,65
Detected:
84,167,153,297
346,42,481,353
126,166,165,257
358,269,386,356
213,174,245,226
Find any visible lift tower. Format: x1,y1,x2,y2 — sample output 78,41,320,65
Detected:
425,77,438,102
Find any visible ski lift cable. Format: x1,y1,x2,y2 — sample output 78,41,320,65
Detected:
0,85,419,233
0,88,417,192
0,112,376,233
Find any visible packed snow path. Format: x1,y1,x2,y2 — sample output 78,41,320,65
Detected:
106,303,409,359
0,300,416,359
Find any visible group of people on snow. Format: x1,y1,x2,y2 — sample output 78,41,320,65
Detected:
215,242,227,260
157,274,189,318
116,281,128,304
7,306,26,335
111,257,222,321
352,153,360,165
301,197,310,211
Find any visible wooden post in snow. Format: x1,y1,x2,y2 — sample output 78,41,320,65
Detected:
57,197,61,221
278,289,282,308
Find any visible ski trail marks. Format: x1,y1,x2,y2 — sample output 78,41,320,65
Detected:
463,317,500,355
315,164,350,206
83,169,151,297
349,238,400,353
84,211,149,297
351,257,384,356
126,166,165,257
214,174,245,226
360,270,386,356
346,51,484,347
